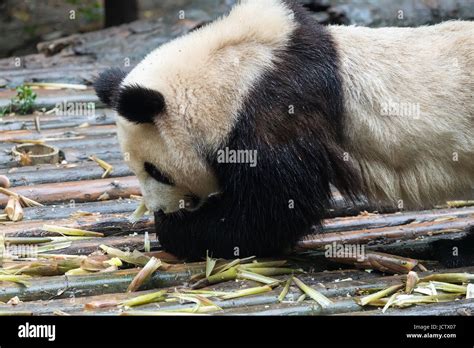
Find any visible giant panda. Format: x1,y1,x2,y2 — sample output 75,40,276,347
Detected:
94,0,474,260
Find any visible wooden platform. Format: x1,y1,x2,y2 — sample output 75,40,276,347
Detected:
0,87,473,316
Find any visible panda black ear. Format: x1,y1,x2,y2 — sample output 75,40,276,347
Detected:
115,85,166,124
93,68,127,107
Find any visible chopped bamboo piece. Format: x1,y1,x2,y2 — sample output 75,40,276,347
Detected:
417,281,467,294
293,277,333,308
392,293,461,307
278,277,293,302
405,271,419,294
100,245,150,266
171,294,221,309
0,274,31,286
144,232,150,253
221,285,273,300
24,82,88,90
127,257,162,292
182,289,229,297
80,255,111,271
240,267,303,276
34,115,41,132
296,294,306,303
65,268,93,276
120,290,167,308
206,267,238,284
89,155,113,178
329,251,419,274
467,284,474,299
84,300,120,310
37,241,72,253
5,196,23,222
3,258,84,276
70,211,99,218
211,256,255,275
421,273,474,284
359,284,404,306
205,251,217,278
104,257,123,267
446,200,474,208
240,260,288,268
236,269,280,285
42,224,103,237
0,187,43,207
128,201,148,224
382,292,400,313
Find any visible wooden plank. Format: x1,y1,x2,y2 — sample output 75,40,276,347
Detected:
298,216,474,249
0,211,152,237
0,176,140,207
4,161,132,187
0,124,117,142
323,206,474,233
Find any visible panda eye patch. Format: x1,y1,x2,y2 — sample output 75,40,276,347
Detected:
144,162,174,186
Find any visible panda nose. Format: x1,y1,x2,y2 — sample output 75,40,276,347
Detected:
185,194,201,209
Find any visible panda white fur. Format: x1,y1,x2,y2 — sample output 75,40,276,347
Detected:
94,0,474,260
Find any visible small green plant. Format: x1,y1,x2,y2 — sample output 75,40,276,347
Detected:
0,85,37,116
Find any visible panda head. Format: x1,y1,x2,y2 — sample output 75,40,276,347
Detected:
93,63,220,214
93,0,298,215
